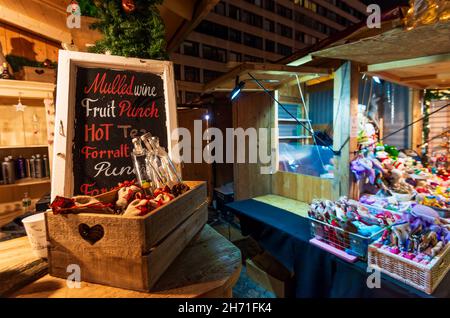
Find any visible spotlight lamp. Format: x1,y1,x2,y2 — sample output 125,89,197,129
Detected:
230,76,246,101
373,76,382,84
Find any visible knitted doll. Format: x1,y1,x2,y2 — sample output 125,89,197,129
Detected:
115,184,142,212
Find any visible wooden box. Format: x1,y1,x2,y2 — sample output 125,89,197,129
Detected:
246,252,294,298
46,181,207,291
15,66,56,83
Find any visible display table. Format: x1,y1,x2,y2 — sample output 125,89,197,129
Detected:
2,225,242,298
0,236,48,296
227,198,450,298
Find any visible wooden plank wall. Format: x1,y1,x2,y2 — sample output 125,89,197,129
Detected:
233,92,273,201
233,85,335,203
410,89,424,153
428,99,450,156
271,82,335,203
211,100,234,188
0,22,60,63
272,171,334,203
177,108,214,200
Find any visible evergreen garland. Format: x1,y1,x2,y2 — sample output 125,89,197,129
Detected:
78,0,98,17
89,0,168,60
6,55,57,72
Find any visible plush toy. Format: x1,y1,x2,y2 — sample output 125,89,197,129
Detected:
116,184,142,211
421,195,445,209
351,157,376,183
391,222,411,249
50,195,114,215
384,145,400,159
393,158,406,170
123,198,155,217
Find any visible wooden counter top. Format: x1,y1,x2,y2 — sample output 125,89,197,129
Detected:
4,225,242,298
0,236,48,296
253,194,310,218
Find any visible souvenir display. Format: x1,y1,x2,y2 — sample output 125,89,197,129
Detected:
359,194,412,214
372,205,449,263
368,204,450,294
49,180,189,216
308,197,400,259
351,142,450,216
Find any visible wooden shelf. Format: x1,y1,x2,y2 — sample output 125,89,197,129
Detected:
0,145,48,149
0,178,50,189
0,79,55,99
279,136,312,140
278,118,311,123
0,198,41,227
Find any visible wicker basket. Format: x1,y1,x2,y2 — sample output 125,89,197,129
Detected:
368,243,450,294
309,218,384,261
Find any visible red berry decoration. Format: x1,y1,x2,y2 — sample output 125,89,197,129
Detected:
122,0,136,14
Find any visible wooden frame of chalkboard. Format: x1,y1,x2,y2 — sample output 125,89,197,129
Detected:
51,51,178,199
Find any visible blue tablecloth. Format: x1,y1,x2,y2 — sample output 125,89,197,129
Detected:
227,199,450,298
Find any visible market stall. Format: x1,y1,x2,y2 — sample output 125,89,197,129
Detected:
0,49,242,298
215,6,450,298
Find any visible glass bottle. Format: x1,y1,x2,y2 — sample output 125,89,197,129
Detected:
22,192,32,214
141,132,169,188
1,62,12,79
141,133,181,187
131,138,153,195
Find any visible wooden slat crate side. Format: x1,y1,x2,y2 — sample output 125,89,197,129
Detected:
46,213,145,259
143,181,207,250
48,248,148,291
145,202,208,289
17,67,57,83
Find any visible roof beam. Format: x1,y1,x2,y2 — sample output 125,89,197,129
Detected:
166,0,219,53
203,62,331,92
0,2,71,43
368,53,450,72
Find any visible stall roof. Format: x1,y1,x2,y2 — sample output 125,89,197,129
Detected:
312,20,450,65
0,0,218,52
366,53,450,89
203,62,331,93
311,19,450,89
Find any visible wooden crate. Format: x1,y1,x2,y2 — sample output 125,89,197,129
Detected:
46,181,207,291
15,67,56,83
246,252,294,298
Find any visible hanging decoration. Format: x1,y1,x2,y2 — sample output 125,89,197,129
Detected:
32,112,41,138
90,0,167,60
15,93,26,112
122,0,136,14
44,98,55,146
404,0,450,30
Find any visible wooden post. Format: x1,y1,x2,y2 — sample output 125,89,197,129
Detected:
332,62,360,199
410,89,424,153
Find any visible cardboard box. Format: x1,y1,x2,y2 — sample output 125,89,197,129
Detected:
246,252,293,298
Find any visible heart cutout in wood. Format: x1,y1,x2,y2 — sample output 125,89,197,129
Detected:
35,69,45,75
78,224,104,245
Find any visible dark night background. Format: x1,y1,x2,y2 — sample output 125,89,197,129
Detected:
362,0,410,10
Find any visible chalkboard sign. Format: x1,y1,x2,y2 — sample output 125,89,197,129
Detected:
52,51,177,199
72,67,168,195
